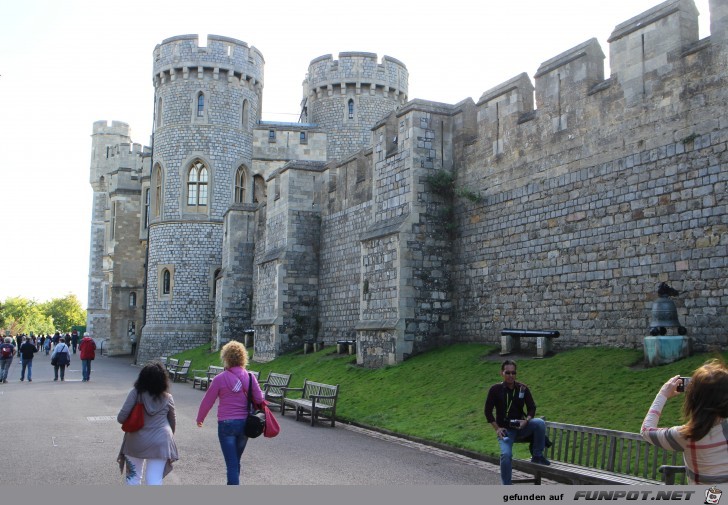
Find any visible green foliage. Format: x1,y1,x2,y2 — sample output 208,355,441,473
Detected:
425,170,482,203
424,171,482,236
40,294,87,332
172,343,728,460
0,295,86,335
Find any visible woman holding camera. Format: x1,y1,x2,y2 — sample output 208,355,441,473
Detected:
641,358,728,484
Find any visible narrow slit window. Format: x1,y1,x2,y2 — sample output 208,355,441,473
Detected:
156,97,163,128
197,93,205,117
154,166,163,217
162,269,171,295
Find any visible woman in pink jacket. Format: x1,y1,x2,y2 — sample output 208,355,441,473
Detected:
196,340,264,485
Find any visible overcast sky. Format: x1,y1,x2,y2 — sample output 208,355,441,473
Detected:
0,0,712,306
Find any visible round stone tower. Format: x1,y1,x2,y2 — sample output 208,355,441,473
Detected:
302,52,408,161
139,34,264,362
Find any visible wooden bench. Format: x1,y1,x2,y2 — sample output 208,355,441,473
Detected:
511,420,687,485
168,359,192,383
259,372,292,413
164,358,178,374
500,329,560,358
282,379,339,427
192,365,224,390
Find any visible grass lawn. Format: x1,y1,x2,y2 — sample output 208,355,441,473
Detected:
171,342,728,460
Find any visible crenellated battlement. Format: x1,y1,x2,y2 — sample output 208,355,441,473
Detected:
608,0,700,106
92,120,130,137
469,0,725,160
153,34,264,90
304,52,408,102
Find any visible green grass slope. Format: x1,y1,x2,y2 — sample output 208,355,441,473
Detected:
171,343,727,459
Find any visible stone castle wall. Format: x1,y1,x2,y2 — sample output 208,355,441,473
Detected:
441,0,728,352
89,0,727,367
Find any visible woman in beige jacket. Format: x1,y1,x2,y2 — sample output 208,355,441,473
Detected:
117,362,179,485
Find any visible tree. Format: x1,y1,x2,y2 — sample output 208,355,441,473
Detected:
0,297,44,335
41,294,86,333
1,294,86,335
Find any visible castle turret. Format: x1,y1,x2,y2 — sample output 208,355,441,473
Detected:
139,35,264,362
87,121,147,354
302,52,408,161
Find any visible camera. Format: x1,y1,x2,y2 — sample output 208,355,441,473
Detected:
509,419,522,428
677,377,691,393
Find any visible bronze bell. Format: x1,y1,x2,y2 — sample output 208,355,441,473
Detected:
649,296,687,336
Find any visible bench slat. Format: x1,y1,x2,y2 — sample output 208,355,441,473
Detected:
282,379,339,427
522,421,686,485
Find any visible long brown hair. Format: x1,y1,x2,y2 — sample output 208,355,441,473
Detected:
680,358,728,440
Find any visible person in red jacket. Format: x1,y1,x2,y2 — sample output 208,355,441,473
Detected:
79,332,97,382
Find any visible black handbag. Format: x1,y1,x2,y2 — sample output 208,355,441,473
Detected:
52,344,69,366
243,373,265,438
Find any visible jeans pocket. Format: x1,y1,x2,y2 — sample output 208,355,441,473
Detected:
218,419,244,437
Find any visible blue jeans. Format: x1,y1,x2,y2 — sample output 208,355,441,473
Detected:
0,358,12,381
218,419,248,485
21,359,33,381
82,360,92,380
497,418,547,485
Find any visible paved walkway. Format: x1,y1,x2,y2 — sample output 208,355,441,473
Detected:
0,352,512,485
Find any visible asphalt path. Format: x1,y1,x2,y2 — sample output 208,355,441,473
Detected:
0,351,504,486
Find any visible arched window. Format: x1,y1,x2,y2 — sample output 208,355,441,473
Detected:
187,161,208,206
242,99,249,129
235,166,246,203
153,165,163,217
348,99,354,120
156,97,163,128
197,92,205,117
162,269,171,295
129,292,137,307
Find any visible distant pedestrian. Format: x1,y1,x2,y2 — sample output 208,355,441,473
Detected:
0,337,16,383
52,332,61,346
19,336,38,382
51,340,71,381
79,332,97,382
130,331,137,355
117,362,179,485
71,330,79,354
44,337,51,355
64,333,71,346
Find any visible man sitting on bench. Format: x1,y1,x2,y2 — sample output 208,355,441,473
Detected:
484,359,550,485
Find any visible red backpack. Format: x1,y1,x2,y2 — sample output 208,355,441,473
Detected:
0,344,13,358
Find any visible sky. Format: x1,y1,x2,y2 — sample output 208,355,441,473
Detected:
0,0,712,307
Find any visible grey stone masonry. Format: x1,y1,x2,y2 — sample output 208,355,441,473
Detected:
90,0,728,369
304,53,408,161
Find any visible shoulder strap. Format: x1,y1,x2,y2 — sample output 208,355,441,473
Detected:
247,373,253,411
